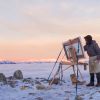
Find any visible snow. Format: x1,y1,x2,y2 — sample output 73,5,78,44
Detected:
0,62,100,100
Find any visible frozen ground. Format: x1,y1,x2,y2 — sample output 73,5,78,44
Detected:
0,62,100,100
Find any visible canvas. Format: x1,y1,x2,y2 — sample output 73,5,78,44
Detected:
63,37,85,62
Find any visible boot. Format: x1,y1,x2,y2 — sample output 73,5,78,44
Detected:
86,73,94,86
96,73,100,87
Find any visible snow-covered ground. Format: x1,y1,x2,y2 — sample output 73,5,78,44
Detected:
0,63,100,100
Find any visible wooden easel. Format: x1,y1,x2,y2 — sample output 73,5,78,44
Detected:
48,38,88,86
48,60,88,86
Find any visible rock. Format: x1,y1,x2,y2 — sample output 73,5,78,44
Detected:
35,80,41,85
28,93,36,96
39,78,48,82
64,91,71,93
35,97,43,100
0,73,7,84
64,98,69,100
36,84,46,90
20,86,30,90
48,78,60,85
89,96,93,99
8,80,17,88
7,76,14,80
23,78,32,82
13,70,23,79
9,81,16,88
7,76,18,88
75,95,83,100
22,78,34,86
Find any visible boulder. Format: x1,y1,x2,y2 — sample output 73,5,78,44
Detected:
13,70,23,79
49,78,60,85
0,73,7,84
35,80,41,85
36,84,46,90
35,97,43,100
75,95,83,100
23,78,34,86
8,80,16,88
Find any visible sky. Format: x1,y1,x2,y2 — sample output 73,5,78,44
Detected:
0,0,100,61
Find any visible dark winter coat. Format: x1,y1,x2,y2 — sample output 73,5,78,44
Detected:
84,40,100,57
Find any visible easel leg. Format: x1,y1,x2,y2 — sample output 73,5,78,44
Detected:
72,65,75,74
77,67,84,81
60,63,63,84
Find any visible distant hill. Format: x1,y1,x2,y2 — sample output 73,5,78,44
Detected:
0,61,16,64
0,60,55,64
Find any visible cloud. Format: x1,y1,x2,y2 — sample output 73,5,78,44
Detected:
1,0,100,35
0,0,100,60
